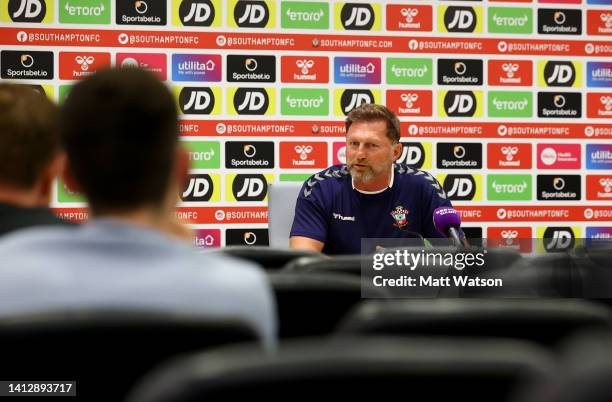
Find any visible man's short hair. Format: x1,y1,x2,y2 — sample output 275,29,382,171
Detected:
345,103,401,144
60,68,178,213
0,84,59,189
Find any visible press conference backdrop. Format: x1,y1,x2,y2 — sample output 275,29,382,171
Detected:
0,0,611,249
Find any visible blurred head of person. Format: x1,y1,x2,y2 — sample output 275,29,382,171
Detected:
0,83,64,207
344,103,402,191
60,68,189,233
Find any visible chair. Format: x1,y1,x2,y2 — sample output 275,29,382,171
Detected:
126,336,554,402
0,309,259,401
209,246,324,271
336,299,612,347
268,272,388,338
282,254,367,276
267,181,303,248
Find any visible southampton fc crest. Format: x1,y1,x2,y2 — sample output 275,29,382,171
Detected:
391,205,409,229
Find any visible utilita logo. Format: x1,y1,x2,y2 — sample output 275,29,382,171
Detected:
116,0,165,25
586,175,612,200
280,142,327,169
587,62,612,88
59,52,110,80
437,59,483,85
281,56,328,83
386,4,432,31
117,53,166,80
386,90,432,116
538,9,581,35
8,0,47,22
587,93,612,118
488,60,532,86
537,144,581,169
334,57,381,84
0,50,53,80
537,92,581,118
225,141,274,169
227,55,275,83
587,10,612,35
192,229,220,248
172,54,221,82
487,143,531,169
179,0,215,26
586,144,612,170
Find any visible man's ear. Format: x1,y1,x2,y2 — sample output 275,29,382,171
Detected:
36,151,67,206
62,157,82,194
392,142,403,162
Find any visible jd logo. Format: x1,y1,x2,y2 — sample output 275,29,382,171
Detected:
544,61,575,87
232,174,267,201
8,0,46,22
341,3,374,30
341,89,374,115
234,0,269,27
179,0,214,26
444,91,476,116
179,87,214,114
233,88,269,114
445,7,476,32
543,227,575,252
181,174,213,202
397,143,425,168
443,175,476,200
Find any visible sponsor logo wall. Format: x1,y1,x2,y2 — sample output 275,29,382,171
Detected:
1,0,611,247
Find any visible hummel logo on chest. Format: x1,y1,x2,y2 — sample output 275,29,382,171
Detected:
333,213,355,221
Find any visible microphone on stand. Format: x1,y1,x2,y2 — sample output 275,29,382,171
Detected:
433,207,469,249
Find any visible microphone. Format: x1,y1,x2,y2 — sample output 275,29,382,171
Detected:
433,207,466,248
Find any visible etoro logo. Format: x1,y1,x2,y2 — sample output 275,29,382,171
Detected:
116,0,165,25
281,56,328,83
59,0,109,23
183,141,220,169
229,88,273,115
230,0,273,28
176,87,220,115
338,89,376,115
59,52,110,80
488,143,531,169
228,174,271,201
225,141,274,169
386,4,432,31
1,51,53,80
487,174,532,201
281,88,329,116
281,1,328,29
539,61,580,87
439,6,481,33
488,91,532,118
386,58,432,85
180,173,219,202
176,0,218,26
280,142,327,169
338,3,376,30
488,7,532,34
7,0,50,22
440,91,482,117
587,93,612,118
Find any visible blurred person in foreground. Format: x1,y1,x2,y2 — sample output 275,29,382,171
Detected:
290,103,452,255
0,68,276,348
0,83,72,236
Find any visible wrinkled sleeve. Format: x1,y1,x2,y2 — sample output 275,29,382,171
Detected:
289,179,329,244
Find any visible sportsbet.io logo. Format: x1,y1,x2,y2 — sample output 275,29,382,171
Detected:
1,51,53,80
116,0,165,25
